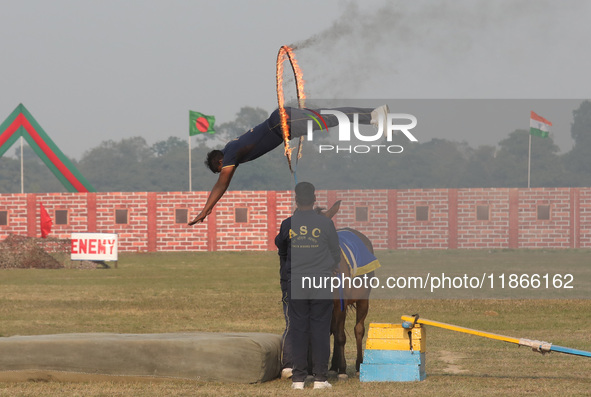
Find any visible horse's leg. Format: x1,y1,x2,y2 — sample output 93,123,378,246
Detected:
329,300,339,373
354,299,369,375
329,301,348,378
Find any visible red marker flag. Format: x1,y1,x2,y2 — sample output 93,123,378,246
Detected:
40,203,53,238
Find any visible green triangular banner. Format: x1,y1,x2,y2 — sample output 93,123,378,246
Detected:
0,104,95,192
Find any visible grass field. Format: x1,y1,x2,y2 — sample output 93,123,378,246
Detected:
1,250,590,396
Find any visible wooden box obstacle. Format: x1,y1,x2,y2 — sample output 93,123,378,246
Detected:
361,313,591,383
360,323,426,382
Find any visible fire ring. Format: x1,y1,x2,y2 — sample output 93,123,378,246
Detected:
276,45,306,172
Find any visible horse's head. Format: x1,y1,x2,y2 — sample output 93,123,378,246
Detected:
314,200,342,220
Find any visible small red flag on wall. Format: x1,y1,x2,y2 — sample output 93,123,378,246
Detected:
40,203,52,238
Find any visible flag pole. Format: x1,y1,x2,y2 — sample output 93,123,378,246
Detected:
20,136,24,194
527,133,532,188
189,135,192,192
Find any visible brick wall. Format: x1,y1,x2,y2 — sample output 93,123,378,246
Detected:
1,188,590,252
578,188,590,248
518,188,572,249
157,191,208,251
457,188,510,249
397,189,449,249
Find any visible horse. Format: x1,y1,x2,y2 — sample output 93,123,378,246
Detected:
316,201,376,379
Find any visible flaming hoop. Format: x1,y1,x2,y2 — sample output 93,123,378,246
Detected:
276,45,306,172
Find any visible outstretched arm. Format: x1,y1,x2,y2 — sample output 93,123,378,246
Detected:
188,166,236,226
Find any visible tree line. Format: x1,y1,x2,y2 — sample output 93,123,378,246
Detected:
1,101,590,193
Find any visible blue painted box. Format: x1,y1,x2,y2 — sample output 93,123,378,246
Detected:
360,350,426,382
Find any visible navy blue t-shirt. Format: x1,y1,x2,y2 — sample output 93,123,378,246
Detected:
221,116,283,169
275,216,292,283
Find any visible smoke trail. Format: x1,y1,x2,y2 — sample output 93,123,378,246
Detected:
288,0,586,99
291,2,361,52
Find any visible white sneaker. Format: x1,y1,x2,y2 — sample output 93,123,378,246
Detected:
370,104,389,128
291,381,305,390
313,381,332,389
281,368,293,379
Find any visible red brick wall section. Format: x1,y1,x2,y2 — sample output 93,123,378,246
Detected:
518,188,572,248
266,191,277,251
0,194,28,236
27,194,36,237
570,188,580,249
509,189,519,248
327,189,390,250
37,193,89,237
95,192,149,252
87,193,97,232
580,188,591,248
448,189,458,249
215,191,268,251
387,190,398,250
207,206,217,252
155,192,207,251
1,188,591,252
457,188,511,249
274,190,294,244
397,189,449,249
147,192,157,252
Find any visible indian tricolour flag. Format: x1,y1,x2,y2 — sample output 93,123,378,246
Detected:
530,111,552,138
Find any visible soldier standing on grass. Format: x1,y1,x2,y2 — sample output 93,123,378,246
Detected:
275,212,294,380
276,182,341,390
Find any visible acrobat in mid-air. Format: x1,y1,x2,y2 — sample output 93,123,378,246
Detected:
188,104,388,226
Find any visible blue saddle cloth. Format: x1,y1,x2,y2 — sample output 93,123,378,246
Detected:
337,229,381,277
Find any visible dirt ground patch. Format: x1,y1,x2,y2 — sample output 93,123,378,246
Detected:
437,350,469,374
0,234,99,269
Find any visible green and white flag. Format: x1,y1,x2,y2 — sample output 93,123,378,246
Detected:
530,111,551,138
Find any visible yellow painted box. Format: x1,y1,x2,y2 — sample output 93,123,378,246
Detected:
365,323,426,352
368,323,424,339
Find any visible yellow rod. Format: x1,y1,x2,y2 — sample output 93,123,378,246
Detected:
401,315,521,345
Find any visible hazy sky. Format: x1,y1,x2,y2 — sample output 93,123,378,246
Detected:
1,0,590,159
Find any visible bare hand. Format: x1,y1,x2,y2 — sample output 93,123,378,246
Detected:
188,213,207,226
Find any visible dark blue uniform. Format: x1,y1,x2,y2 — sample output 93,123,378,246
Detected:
221,107,374,170
275,216,293,370
287,209,341,383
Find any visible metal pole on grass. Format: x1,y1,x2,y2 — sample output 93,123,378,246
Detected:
401,315,591,358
